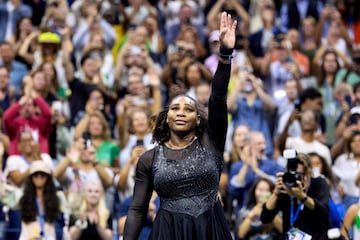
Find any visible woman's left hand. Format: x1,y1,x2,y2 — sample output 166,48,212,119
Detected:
219,12,237,49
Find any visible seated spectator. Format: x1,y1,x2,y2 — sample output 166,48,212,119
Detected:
118,192,159,240
237,177,282,240
228,131,284,211
19,161,61,240
4,131,53,188
276,87,325,153
227,71,275,157
194,81,210,109
285,109,332,165
69,181,112,240
3,91,52,155
3,131,53,240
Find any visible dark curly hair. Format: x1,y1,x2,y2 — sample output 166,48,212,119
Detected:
244,178,275,209
151,95,209,144
19,173,60,223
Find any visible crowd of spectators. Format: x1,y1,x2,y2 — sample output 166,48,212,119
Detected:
0,0,359,239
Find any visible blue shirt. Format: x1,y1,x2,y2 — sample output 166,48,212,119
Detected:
280,0,323,32
228,159,284,209
231,96,273,156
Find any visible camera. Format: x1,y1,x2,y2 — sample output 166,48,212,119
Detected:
282,150,303,188
82,132,92,149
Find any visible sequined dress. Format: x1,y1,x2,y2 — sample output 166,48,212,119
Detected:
123,60,233,240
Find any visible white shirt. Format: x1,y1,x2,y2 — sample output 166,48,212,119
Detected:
4,154,54,187
332,154,360,197
285,136,332,165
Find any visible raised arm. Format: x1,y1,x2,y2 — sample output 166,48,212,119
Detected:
208,12,236,152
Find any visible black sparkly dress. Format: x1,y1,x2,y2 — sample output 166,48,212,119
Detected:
123,60,233,240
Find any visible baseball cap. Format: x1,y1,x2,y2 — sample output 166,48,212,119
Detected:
29,161,51,175
38,32,61,44
350,106,360,116
209,30,220,43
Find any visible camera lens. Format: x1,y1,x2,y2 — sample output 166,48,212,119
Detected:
282,172,297,187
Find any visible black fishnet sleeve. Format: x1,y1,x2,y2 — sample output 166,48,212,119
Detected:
123,149,155,239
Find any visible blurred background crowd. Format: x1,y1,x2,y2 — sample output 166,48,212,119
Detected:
0,0,359,239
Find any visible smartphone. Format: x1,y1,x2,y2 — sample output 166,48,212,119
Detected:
82,132,92,149
345,95,352,107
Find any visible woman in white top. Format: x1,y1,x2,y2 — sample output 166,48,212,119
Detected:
333,131,360,211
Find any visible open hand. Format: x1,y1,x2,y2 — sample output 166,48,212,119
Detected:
219,12,237,49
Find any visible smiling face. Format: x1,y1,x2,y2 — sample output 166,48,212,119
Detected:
167,95,199,135
85,182,102,207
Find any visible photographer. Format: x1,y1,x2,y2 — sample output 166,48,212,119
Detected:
261,151,330,240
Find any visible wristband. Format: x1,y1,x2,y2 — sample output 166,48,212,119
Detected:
219,47,234,60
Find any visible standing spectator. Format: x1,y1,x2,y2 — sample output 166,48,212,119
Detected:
0,0,32,42
204,30,220,75
72,1,116,52
299,16,318,76
118,109,155,167
8,16,35,69
3,91,52,155
285,109,332,165
19,161,60,240
313,49,344,145
276,87,325,153
74,110,120,170
227,71,275,157
279,0,323,32
332,131,360,210
0,42,28,94
164,3,205,47
0,66,18,112
53,140,114,193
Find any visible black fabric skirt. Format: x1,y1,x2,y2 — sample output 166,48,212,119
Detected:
150,201,233,240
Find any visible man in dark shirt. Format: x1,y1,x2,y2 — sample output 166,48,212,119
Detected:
261,151,330,240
